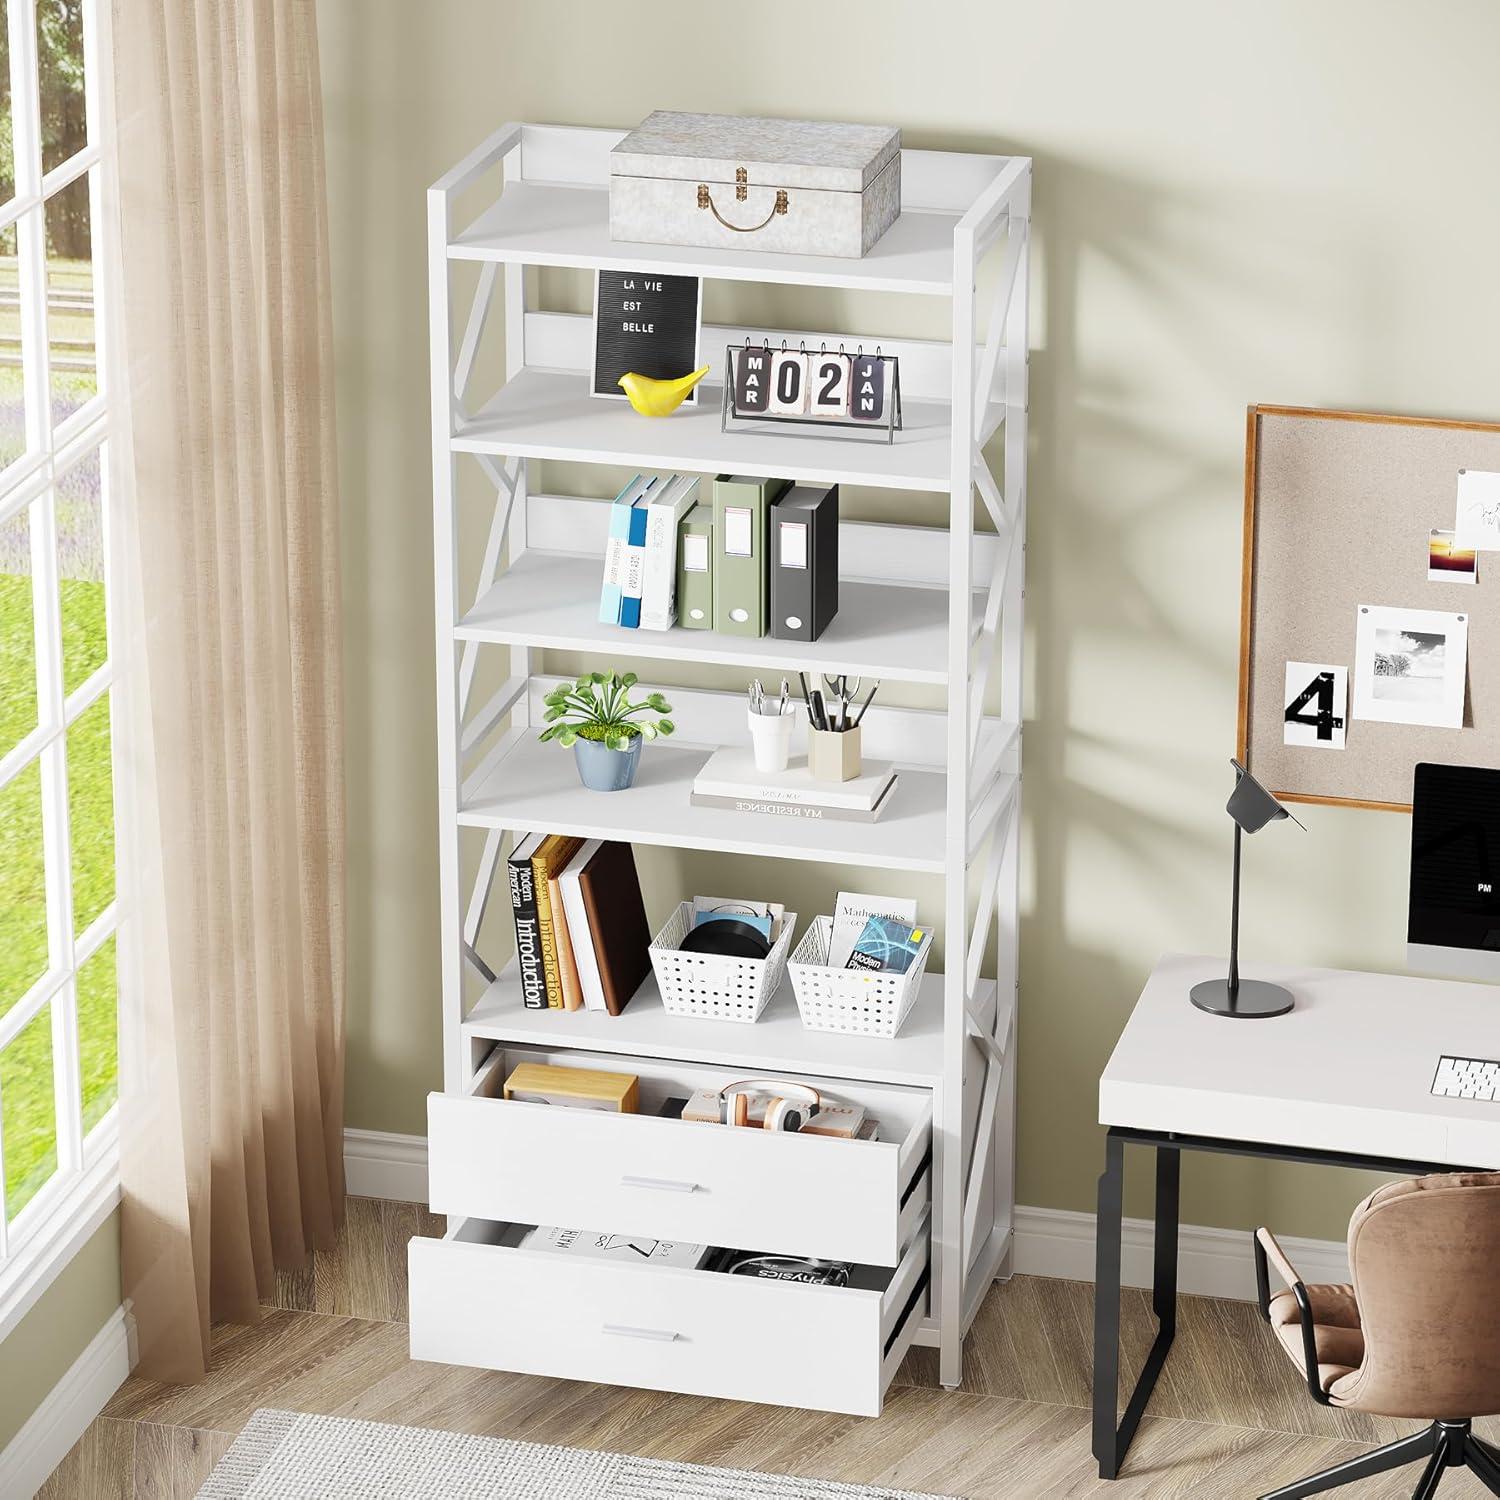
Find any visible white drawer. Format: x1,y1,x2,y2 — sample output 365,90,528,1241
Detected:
427,1048,931,1267
409,1217,928,1417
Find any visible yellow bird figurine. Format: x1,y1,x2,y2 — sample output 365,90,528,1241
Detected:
617,365,709,417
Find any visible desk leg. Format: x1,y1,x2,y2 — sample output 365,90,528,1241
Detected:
1093,1135,1180,1480
1092,1132,1126,1478
1153,1145,1180,1334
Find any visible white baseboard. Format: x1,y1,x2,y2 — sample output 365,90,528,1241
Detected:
1012,1203,1349,1301
344,1128,428,1203
0,1303,135,1499
341,1128,1349,1302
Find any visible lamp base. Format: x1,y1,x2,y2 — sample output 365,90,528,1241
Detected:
1189,977,1294,1019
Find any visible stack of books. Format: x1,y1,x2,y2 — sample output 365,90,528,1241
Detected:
598,473,700,631
506,836,652,1013
689,746,898,823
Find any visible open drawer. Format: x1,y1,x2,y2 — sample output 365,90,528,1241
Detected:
427,1046,931,1267
409,1215,929,1417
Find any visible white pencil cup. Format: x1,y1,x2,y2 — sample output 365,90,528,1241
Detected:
747,707,794,773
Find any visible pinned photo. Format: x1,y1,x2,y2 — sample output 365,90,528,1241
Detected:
1352,605,1468,730
1429,530,1477,585
1283,662,1347,749
1454,469,1500,553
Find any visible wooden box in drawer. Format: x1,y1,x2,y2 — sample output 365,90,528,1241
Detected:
426,1049,931,1267
409,1216,928,1417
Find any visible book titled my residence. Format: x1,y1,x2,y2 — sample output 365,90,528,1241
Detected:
689,784,896,823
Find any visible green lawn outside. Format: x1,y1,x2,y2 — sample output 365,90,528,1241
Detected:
0,350,116,1220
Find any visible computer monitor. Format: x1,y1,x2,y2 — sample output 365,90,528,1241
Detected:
1408,762,1500,980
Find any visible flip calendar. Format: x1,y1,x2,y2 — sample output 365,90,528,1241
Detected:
723,342,903,443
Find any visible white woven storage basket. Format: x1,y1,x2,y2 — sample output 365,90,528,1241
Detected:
648,902,798,1024
787,915,932,1039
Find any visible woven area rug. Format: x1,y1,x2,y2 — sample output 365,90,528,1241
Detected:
197,1409,953,1499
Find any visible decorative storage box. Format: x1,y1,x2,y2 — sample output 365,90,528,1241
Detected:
788,916,934,1040
648,902,798,1024
610,111,901,260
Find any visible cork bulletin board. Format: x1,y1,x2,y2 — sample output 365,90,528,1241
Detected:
1238,405,1500,812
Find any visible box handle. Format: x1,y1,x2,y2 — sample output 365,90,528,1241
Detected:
697,183,789,233
603,1323,680,1343
621,1173,699,1194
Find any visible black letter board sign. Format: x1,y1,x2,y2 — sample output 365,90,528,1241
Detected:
591,270,702,402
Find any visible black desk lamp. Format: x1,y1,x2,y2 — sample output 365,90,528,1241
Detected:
1190,758,1306,1019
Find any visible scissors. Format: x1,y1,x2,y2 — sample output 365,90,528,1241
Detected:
821,674,861,732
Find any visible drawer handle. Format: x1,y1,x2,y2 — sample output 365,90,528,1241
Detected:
603,1323,680,1344
621,1174,699,1194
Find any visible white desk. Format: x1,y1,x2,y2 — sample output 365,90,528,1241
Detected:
1093,953,1500,1481
1103,953,1500,1169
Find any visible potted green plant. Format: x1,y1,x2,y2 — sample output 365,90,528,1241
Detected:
539,671,675,791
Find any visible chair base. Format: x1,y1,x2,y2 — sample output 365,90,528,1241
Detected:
1259,1420,1500,1500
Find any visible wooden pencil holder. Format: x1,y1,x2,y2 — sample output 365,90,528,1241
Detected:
808,726,861,783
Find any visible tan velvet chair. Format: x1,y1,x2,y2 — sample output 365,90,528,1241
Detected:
1253,1172,1500,1500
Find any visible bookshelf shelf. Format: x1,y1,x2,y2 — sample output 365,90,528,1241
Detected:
457,549,976,686
455,367,958,494
451,180,970,297
460,736,961,873
462,963,972,1089
423,121,1030,1415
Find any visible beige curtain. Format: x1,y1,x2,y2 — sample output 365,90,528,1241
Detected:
109,0,345,1383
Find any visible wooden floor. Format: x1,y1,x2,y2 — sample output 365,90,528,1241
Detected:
41,1196,1497,1498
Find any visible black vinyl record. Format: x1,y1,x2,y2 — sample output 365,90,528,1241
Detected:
679,918,771,960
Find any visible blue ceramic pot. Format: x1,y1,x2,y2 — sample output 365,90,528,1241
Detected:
573,733,642,792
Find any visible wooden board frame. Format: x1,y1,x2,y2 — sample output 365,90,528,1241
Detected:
1238,404,1500,813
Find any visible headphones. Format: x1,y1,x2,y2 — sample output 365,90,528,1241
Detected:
717,1078,822,1132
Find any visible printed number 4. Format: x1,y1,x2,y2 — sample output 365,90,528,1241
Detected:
1285,671,1343,741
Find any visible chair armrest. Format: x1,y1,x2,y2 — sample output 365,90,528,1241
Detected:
1254,1227,1304,1308
1252,1227,1332,1407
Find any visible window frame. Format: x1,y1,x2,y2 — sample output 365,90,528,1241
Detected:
0,0,121,1338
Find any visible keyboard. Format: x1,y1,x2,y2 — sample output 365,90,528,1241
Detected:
1432,1055,1500,1101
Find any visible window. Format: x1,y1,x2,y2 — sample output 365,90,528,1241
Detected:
0,0,117,1291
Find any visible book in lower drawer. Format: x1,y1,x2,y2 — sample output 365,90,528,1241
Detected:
408,1216,929,1417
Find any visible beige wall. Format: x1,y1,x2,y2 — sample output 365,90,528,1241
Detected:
0,1213,120,1452
317,0,1500,1241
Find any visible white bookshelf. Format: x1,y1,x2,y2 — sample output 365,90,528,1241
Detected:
416,121,1031,1417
